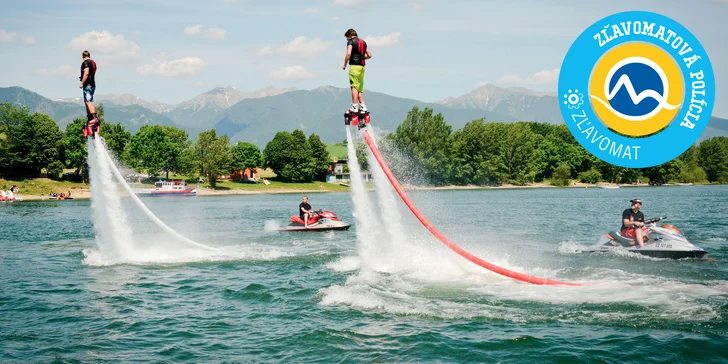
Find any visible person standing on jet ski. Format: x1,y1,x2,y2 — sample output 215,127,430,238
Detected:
299,195,313,228
621,198,646,247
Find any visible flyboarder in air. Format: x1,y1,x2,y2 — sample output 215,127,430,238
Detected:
79,50,100,137
342,29,372,128
342,28,371,113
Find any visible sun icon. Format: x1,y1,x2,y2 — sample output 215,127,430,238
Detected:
563,89,584,110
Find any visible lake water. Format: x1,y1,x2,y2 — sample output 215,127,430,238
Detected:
1,185,727,362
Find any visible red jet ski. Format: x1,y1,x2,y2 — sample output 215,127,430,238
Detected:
277,209,351,231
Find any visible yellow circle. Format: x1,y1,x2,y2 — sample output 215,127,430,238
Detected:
589,42,683,137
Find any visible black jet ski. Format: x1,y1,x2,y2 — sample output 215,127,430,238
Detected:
581,217,707,259
277,209,351,232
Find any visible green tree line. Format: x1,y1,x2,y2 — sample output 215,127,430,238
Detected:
383,106,728,186
0,102,331,188
2,102,727,186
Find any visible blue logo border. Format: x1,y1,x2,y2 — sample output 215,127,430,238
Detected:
558,10,715,168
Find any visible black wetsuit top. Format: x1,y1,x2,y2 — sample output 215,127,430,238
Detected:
80,59,97,87
347,37,367,66
299,202,312,218
621,208,644,230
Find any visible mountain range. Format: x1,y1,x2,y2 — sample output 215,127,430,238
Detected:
1,84,726,148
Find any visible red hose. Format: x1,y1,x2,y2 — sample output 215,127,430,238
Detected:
361,129,582,286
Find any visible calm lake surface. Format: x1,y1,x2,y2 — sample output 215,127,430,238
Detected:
1,185,727,362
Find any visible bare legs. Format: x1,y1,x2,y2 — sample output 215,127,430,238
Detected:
350,87,365,110
636,228,645,247
85,101,96,115
350,87,358,105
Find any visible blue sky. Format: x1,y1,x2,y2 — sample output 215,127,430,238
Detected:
1,0,726,117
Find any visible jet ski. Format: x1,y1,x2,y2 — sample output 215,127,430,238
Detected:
277,209,351,232
582,217,707,259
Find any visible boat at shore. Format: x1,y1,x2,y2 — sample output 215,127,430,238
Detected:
598,184,620,189
150,180,196,197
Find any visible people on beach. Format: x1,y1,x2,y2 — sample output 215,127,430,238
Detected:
342,28,372,113
299,195,313,228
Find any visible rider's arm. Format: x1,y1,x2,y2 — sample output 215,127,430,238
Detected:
365,49,372,59
343,45,352,68
80,67,89,85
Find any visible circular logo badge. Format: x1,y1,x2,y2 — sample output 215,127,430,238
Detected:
558,11,715,168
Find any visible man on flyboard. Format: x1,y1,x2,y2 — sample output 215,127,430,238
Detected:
342,29,373,128
79,50,100,137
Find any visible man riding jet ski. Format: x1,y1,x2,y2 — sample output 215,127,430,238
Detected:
581,199,707,259
277,196,351,231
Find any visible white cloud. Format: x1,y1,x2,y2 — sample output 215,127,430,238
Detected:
192,81,206,87
258,36,333,58
131,30,144,36
33,65,76,78
183,24,203,35
67,30,141,62
331,16,341,21
1,29,35,45
269,66,314,81
334,0,366,6
364,32,401,47
304,7,319,13
0,29,17,42
183,24,226,40
497,69,560,85
412,1,423,10
136,57,205,77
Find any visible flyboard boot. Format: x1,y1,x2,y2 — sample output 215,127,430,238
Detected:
358,109,370,129
344,105,370,129
82,114,101,138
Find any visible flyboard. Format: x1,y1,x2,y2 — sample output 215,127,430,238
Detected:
344,110,581,286
86,127,218,252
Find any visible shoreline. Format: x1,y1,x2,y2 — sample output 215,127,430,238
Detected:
400,181,701,191
8,181,713,201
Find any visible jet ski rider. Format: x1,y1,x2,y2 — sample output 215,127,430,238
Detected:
621,198,646,248
299,195,314,228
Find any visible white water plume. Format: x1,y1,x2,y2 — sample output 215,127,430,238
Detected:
365,129,405,239
83,136,219,265
365,128,420,265
86,137,135,260
343,128,493,278
345,128,389,271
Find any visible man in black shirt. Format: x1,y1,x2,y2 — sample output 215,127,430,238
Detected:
342,28,372,113
299,195,313,228
79,50,100,137
621,198,646,247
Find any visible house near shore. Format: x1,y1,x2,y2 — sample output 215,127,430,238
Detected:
225,167,258,182
326,146,371,183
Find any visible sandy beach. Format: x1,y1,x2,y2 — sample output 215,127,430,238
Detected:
10,180,700,202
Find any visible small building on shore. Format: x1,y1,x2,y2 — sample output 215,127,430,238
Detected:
326,156,371,183
227,167,258,182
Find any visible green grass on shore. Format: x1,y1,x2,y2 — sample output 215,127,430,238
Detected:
132,174,354,193
1,178,89,196
193,179,352,192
